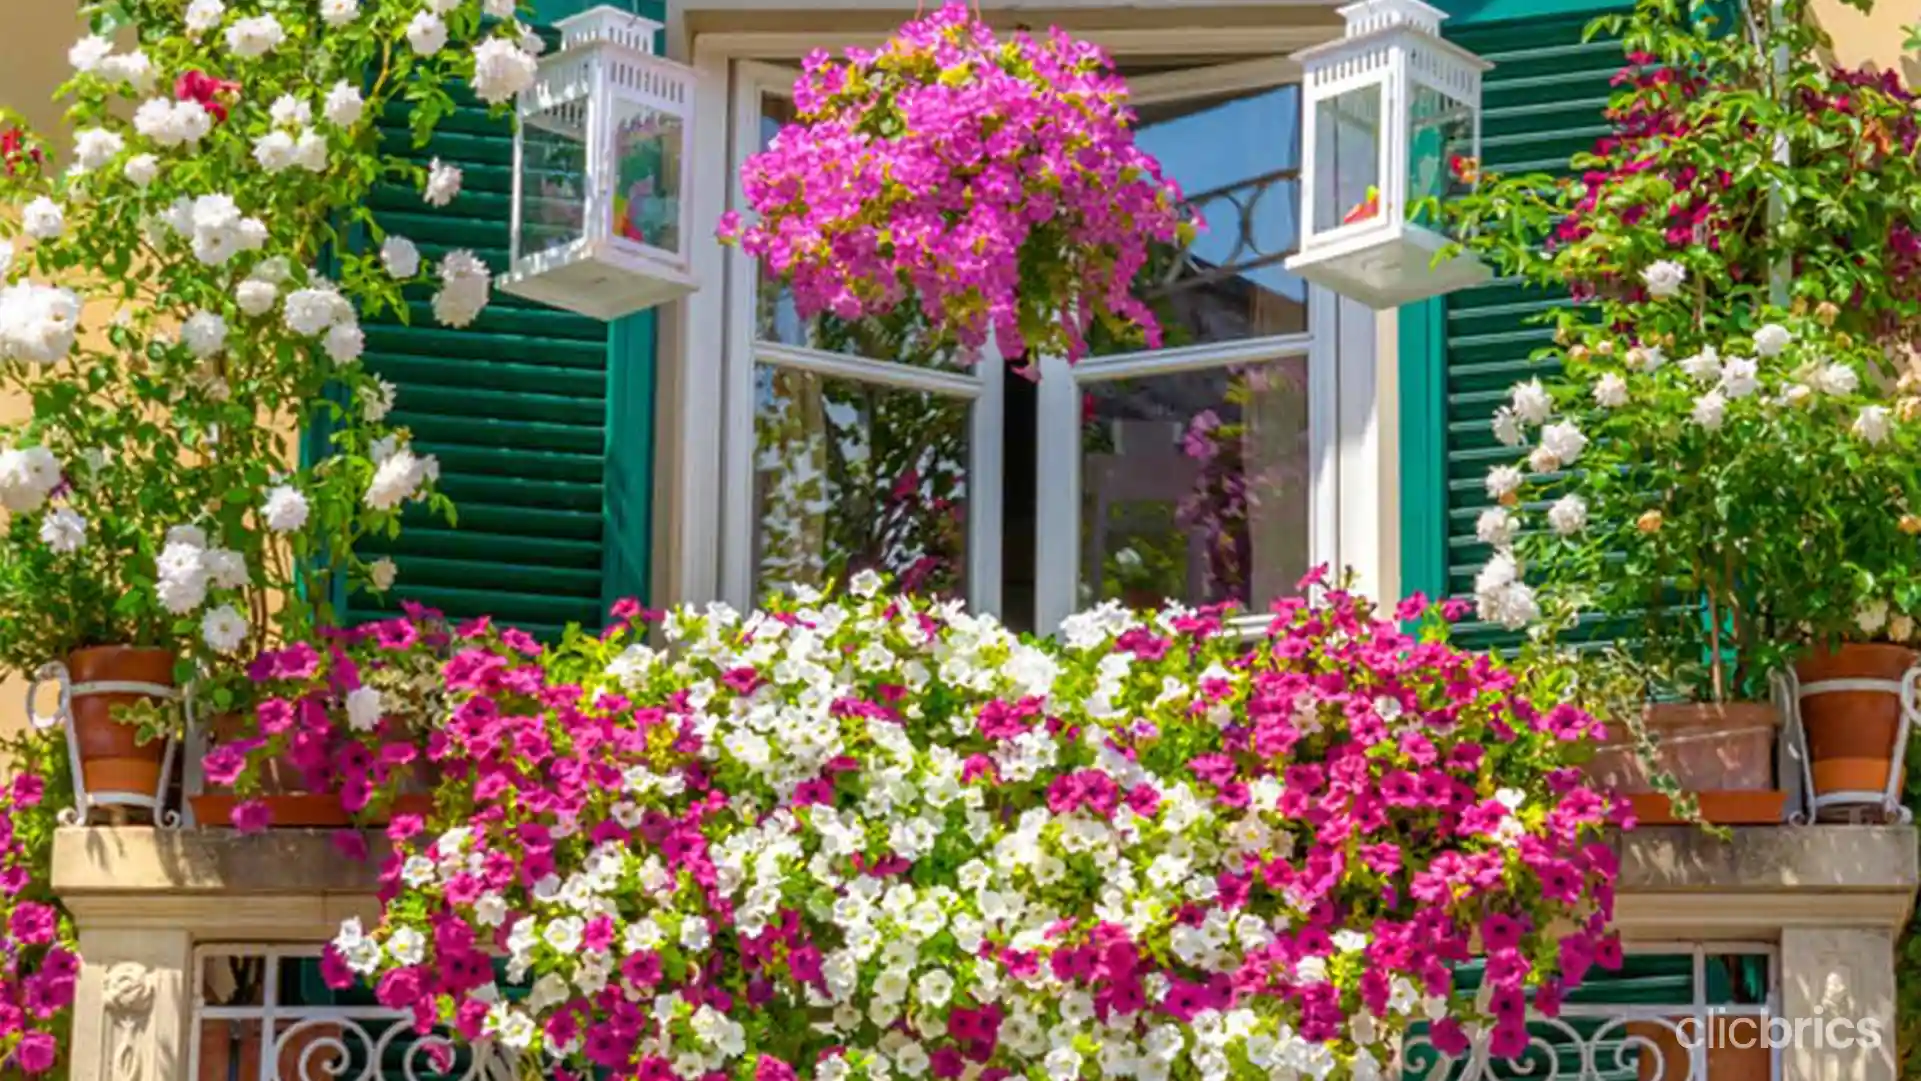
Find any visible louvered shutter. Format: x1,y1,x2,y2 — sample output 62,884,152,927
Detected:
1402,10,1628,652
346,91,615,640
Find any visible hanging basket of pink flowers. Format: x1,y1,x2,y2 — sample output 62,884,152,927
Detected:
717,2,1199,364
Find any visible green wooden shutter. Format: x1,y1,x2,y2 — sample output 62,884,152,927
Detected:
1399,10,1628,651
348,90,614,639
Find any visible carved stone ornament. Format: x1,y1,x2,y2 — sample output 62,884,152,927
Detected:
102,962,157,1081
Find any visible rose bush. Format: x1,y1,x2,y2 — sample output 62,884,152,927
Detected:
329,573,1625,1081
0,0,540,708
718,2,1197,365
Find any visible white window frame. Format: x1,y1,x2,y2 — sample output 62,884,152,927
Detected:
657,9,1390,620
719,59,1005,614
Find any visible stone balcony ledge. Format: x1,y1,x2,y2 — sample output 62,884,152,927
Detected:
50,823,1921,941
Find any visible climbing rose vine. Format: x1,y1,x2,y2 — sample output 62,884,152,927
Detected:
330,573,1624,1080
717,2,1196,364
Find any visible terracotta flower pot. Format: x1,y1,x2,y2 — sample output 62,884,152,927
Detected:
66,646,176,814
1585,701,1780,794
1794,642,1918,805
1625,1015,1772,1080
190,713,352,829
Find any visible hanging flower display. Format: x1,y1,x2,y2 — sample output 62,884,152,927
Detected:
717,2,1198,364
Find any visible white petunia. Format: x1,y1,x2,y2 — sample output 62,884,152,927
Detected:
39,508,87,554
1719,355,1759,399
180,310,228,358
1854,405,1891,444
1641,259,1686,298
323,81,364,127
1692,390,1727,430
1509,379,1552,426
1593,372,1628,408
381,235,421,278
269,94,311,128
1547,494,1588,537
1475,507,1517,546
123,153,159,187
0,283,82,364
406,12,449,56
345,686,384,732
262,485,310,532
324,321,365,363
253,130,298,173
21,198,63,240
320,0,360,26
200,605,250,654
1332,929,1369,953
368,556,398,592
68,35,113,72
225,14,286,58
1753,322,1791,358
1485,465,1524,501
184,0,226,34
423,158,462,207
72,128,124,172
471,37,540,105
235,279,278,316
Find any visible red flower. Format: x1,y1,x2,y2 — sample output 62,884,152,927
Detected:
173,70,242,122
1,127,42,175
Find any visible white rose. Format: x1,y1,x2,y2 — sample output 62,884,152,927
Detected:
1509,379,1552,426
123,153,160,187
1857,599,1891,636
292,130,328,172
1490,407,1525,447
69,35,113,72
472,37,539,105
1641,259,1686,299
1853,405,1891,444
72,128,124,172
181,310,228,358
269,94,311,128
1719,356,1759,399
225,14,286,58
1484,465,1523,501
406,12,449,56
323,81,364,127
381,235,421,278
1475,507,1517,546
1753,322,1791,357
368,557,398,592
262,485,311,533
320,0,360,26
423,158,462,207
1593,372,1629,408
235,279,278,316
22,198,63,241
1692,391,1727,431
39,508,87,554
252,130,298,173
324,321,365,363
184,0,226,34
1547,494,1588,537
200,605,250,654
1813,362,1860,396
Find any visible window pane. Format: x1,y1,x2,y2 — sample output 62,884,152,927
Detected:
1119,83,1309,351
1079,358,1310,611
1313,83,1382,235
753,366,970,601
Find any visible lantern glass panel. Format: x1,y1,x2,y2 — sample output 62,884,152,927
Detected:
609,101,684,255
520,103,590,261
1313,83,1382,234
1407,83,1474,218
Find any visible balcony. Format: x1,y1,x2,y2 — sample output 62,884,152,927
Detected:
47,823,1915,1081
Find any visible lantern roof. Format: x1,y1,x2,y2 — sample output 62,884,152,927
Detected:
1291,0,1494,71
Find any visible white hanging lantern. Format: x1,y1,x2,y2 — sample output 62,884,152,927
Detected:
1286,0,1493,309
501,5,697,320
